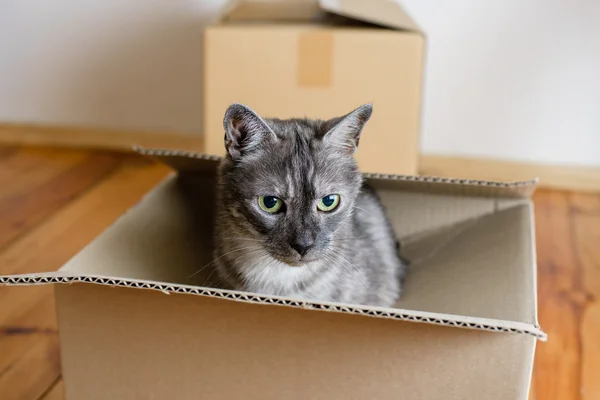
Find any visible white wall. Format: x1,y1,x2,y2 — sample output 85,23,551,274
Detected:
0,0,221,134
402,0,600,166
0,0,598,166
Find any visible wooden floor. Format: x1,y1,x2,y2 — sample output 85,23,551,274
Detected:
0,146,598,399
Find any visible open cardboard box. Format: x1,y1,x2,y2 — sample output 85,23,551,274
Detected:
204,0,425,175
0,148,546,399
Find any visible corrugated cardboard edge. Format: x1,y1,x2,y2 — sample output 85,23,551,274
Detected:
132,146,539,197
0,272,547,341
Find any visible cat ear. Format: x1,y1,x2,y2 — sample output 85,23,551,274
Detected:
323,104,373,154
223,103,276,160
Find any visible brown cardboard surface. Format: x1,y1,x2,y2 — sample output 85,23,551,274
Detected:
55,283,535,400
203,0,425,175
297,31,334,87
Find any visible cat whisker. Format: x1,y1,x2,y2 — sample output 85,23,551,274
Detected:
328,248,367,287
328,248,356,271
323,253,350,280
333,237,370,242
202,268,220,287
213,236,264,243
244,255,278,288
219,252,268,288
188,246,262,280
203,251,260,287
352,206,372,216
324,252,367,288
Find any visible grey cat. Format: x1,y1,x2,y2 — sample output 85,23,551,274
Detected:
212,103,405,307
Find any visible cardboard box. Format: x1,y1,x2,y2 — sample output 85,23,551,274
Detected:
203,0,425,175
1,147,546,399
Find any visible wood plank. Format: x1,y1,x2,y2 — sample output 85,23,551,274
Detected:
0,335,61,400
0,147,85,193
0,147,100,200
531,189,591,400
570,192,600,399
41,379,64,400
0,149,122,249
0,155,168,400
0,124,204,154
421,154,600,193
0,287,56,378
532,190,576,400
0,145,18,159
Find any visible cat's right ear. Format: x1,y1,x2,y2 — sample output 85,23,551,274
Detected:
223,103,276,160
323,104,373,155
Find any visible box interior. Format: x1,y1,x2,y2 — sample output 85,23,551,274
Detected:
53,149,540,332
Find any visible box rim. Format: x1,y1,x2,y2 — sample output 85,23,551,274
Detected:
204,23,420,34
0,272,547,341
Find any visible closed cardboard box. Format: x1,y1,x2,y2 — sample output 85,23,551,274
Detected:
1,147,546,399
203,0,425,175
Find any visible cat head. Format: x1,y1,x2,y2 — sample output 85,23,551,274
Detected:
218,103,372,265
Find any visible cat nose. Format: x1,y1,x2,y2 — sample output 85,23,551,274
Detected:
291,238,315,256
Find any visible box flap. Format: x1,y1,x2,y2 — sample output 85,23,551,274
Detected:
219,0,421,31
132,147,221,173
319,0,420,31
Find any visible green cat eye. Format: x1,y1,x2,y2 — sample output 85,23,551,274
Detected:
258,195,283,213
317,194,340,212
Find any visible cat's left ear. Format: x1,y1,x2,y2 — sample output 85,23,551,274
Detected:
223,103,277,160
323,104,373,154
